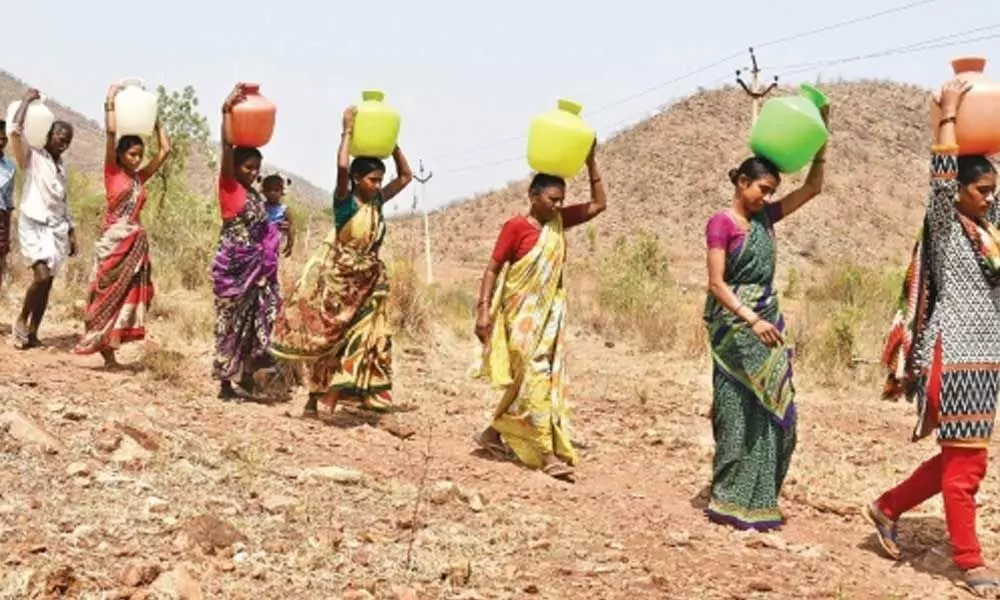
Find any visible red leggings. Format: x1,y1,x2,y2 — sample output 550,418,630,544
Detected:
876,446,988,570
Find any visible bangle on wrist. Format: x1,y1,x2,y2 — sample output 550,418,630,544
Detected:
939,116,957,127
104,103,114,112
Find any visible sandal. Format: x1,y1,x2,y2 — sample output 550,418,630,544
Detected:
473,431,512,461
956,568,1000,597
359,392,414,414
862,503,902,560
542,462,575,482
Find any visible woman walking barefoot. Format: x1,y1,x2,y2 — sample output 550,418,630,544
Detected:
73,83,171,368
269,106,412,417
212,83,282,401
8,88,77,349
473,143,607,482
703,104,828,530
866,78,1000,598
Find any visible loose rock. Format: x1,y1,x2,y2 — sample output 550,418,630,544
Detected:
262,494,298,514
174,515,247,555
123,562,161,587
66,462,90,478
150,566,203,599
110,436,152,465
429,481,458,505
145,497,170,514
0,411,63,452
299,466,363,485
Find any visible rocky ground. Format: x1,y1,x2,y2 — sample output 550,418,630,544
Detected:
0,310,995,600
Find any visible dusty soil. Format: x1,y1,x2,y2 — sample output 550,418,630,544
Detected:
0,304,993,600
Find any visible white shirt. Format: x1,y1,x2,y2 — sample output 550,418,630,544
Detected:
19,148,72,226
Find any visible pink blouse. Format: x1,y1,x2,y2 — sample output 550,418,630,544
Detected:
705,203,784,253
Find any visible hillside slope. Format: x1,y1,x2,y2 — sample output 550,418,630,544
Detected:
0,70,330,206
391,81,940,286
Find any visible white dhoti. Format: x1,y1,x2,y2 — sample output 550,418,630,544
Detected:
18,213,71,277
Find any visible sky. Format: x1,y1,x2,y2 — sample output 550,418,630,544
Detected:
5,0,999,211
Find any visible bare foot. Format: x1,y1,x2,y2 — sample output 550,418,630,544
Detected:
302,394,321,419
479,426,502,447
101,350,123,371
219,382,246,403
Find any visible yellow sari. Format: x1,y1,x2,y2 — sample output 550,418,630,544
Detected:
269,197,393,409
479,215,578,468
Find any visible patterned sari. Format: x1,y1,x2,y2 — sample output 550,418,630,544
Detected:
211,188,282,381
74,171,153,354
479,215,577,469
703,210,796,531
269,195,393,409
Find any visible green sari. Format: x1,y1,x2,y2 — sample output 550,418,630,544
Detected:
703,210,796,531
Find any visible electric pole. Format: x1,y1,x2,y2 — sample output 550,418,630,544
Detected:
414,161,434,284
736,47,778,124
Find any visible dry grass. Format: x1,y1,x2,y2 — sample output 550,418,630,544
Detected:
139,342,188,384
592,233,676,350
386,256,432,340
789,264,904,386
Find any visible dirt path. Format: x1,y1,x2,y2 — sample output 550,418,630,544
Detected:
0,315,990,599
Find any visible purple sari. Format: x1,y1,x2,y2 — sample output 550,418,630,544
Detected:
211,185,282,381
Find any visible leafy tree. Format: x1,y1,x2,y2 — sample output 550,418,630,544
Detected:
146,85,212,209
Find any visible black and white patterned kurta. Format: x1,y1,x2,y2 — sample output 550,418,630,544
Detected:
914,149,1000,447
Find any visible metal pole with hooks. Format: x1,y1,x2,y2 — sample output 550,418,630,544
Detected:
414,161,434,284
736,47,779,124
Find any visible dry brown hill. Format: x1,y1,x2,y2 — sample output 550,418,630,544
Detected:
390,81,942,287
0,70,330,206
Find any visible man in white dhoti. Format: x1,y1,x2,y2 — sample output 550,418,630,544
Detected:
7,88,77,349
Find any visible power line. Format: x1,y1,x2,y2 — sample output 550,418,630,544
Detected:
432,51,742,166
439,154,521,175
439,76,740,174
778,29,1000,78
771,23,1000,74
754,0,943,50
589,0,944,116
426,0,943,163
